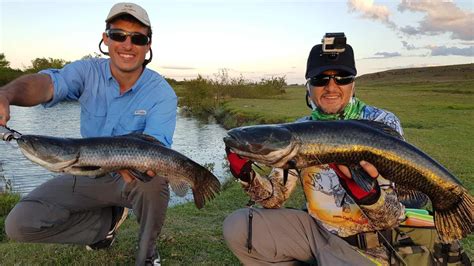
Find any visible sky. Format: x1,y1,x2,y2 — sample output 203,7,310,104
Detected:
1,0,473,84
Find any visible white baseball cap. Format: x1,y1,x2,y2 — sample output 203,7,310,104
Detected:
106,2,150,27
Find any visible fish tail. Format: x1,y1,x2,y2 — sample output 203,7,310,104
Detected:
192,171,221,209
435,189,473,243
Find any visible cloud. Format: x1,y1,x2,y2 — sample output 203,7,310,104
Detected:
398,0,474,40
362,51,402,59
347,0,397,29
349,0,473,41
160,65,196,70
428,45,474,56
399,25,422,35
375,52,402,57
401,41,417,50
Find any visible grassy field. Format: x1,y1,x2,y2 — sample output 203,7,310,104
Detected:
0,64,473,264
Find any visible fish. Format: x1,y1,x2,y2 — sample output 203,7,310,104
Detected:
223,119,473,243
16,133,221,209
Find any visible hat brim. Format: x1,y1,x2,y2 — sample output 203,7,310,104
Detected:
306,65,356,79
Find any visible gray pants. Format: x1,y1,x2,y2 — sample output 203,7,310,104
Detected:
223,208,375,266
5,173,169,265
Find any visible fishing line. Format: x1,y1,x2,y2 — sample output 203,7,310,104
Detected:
348,192,408,266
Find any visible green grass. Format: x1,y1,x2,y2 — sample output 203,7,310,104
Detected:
1,64,473,263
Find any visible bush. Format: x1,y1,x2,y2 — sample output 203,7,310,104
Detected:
0,68,24,86
179,75,216,116
0,192,20,242
178,70,287,116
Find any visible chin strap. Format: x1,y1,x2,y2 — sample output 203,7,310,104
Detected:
98,39,153,67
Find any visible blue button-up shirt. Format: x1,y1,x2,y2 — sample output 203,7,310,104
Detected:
40,58,177,147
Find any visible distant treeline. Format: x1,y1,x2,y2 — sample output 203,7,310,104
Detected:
177,69,286,117
0,53,287,117
0,53,74,86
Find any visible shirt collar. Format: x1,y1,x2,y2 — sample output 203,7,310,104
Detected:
106,60,150,95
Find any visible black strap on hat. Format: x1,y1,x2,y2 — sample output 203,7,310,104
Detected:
98,39,153,67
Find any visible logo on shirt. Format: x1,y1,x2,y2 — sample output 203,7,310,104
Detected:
134,110,147,116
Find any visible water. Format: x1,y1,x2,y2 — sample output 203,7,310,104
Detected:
0,102,229,206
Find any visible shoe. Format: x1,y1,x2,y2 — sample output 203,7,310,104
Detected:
86,206,129,250
145,253,161,266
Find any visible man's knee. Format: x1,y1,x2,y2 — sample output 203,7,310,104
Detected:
223,208,249,246
5,200,69,242
5,202,34,242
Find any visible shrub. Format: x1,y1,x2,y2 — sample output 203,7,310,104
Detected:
0,192,20,242
178,70,287,116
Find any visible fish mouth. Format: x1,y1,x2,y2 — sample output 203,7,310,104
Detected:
223,127,300,168
17,136,79,172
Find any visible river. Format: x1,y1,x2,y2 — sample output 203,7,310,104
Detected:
0,102,229,206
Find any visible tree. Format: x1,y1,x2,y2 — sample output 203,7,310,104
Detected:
0,53,10,69
81,53,103,60
0,53,24,86
25,57,70,73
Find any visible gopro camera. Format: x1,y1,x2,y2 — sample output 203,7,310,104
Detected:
322,32,346,54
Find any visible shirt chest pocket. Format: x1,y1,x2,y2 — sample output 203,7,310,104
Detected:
79,94,108,137
114,110,147,135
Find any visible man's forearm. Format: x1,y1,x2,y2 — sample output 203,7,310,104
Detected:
0,73,54,106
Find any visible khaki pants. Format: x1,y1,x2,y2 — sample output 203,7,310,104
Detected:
5,173,169,265
223,208,375,266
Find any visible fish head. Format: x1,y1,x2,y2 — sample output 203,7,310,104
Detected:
17,135,79,172
223,125,299,168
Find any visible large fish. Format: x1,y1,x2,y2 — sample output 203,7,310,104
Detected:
223,120,473,243
15,133,220,209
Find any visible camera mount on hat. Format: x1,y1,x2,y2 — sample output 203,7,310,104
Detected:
321,32,346,54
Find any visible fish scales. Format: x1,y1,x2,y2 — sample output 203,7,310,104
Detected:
78,138,190,180
223,120,473,242
298,143,461,209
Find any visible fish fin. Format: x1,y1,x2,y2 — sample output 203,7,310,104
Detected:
434,189,473,243
395,185,430,209
349,165,376,192
123,133,165,146
169,179,190,197
129,169,153,182
351,120,404,140
190,167,221,209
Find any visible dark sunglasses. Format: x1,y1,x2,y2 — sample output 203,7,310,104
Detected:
308,74,355,87
106,29,150,46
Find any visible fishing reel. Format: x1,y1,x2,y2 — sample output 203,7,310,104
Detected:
0,126,21,141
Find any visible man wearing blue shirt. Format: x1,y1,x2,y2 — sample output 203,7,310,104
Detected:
0,3,175,265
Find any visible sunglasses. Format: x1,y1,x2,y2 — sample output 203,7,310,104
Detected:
308,74,355,87
106,29,150,46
